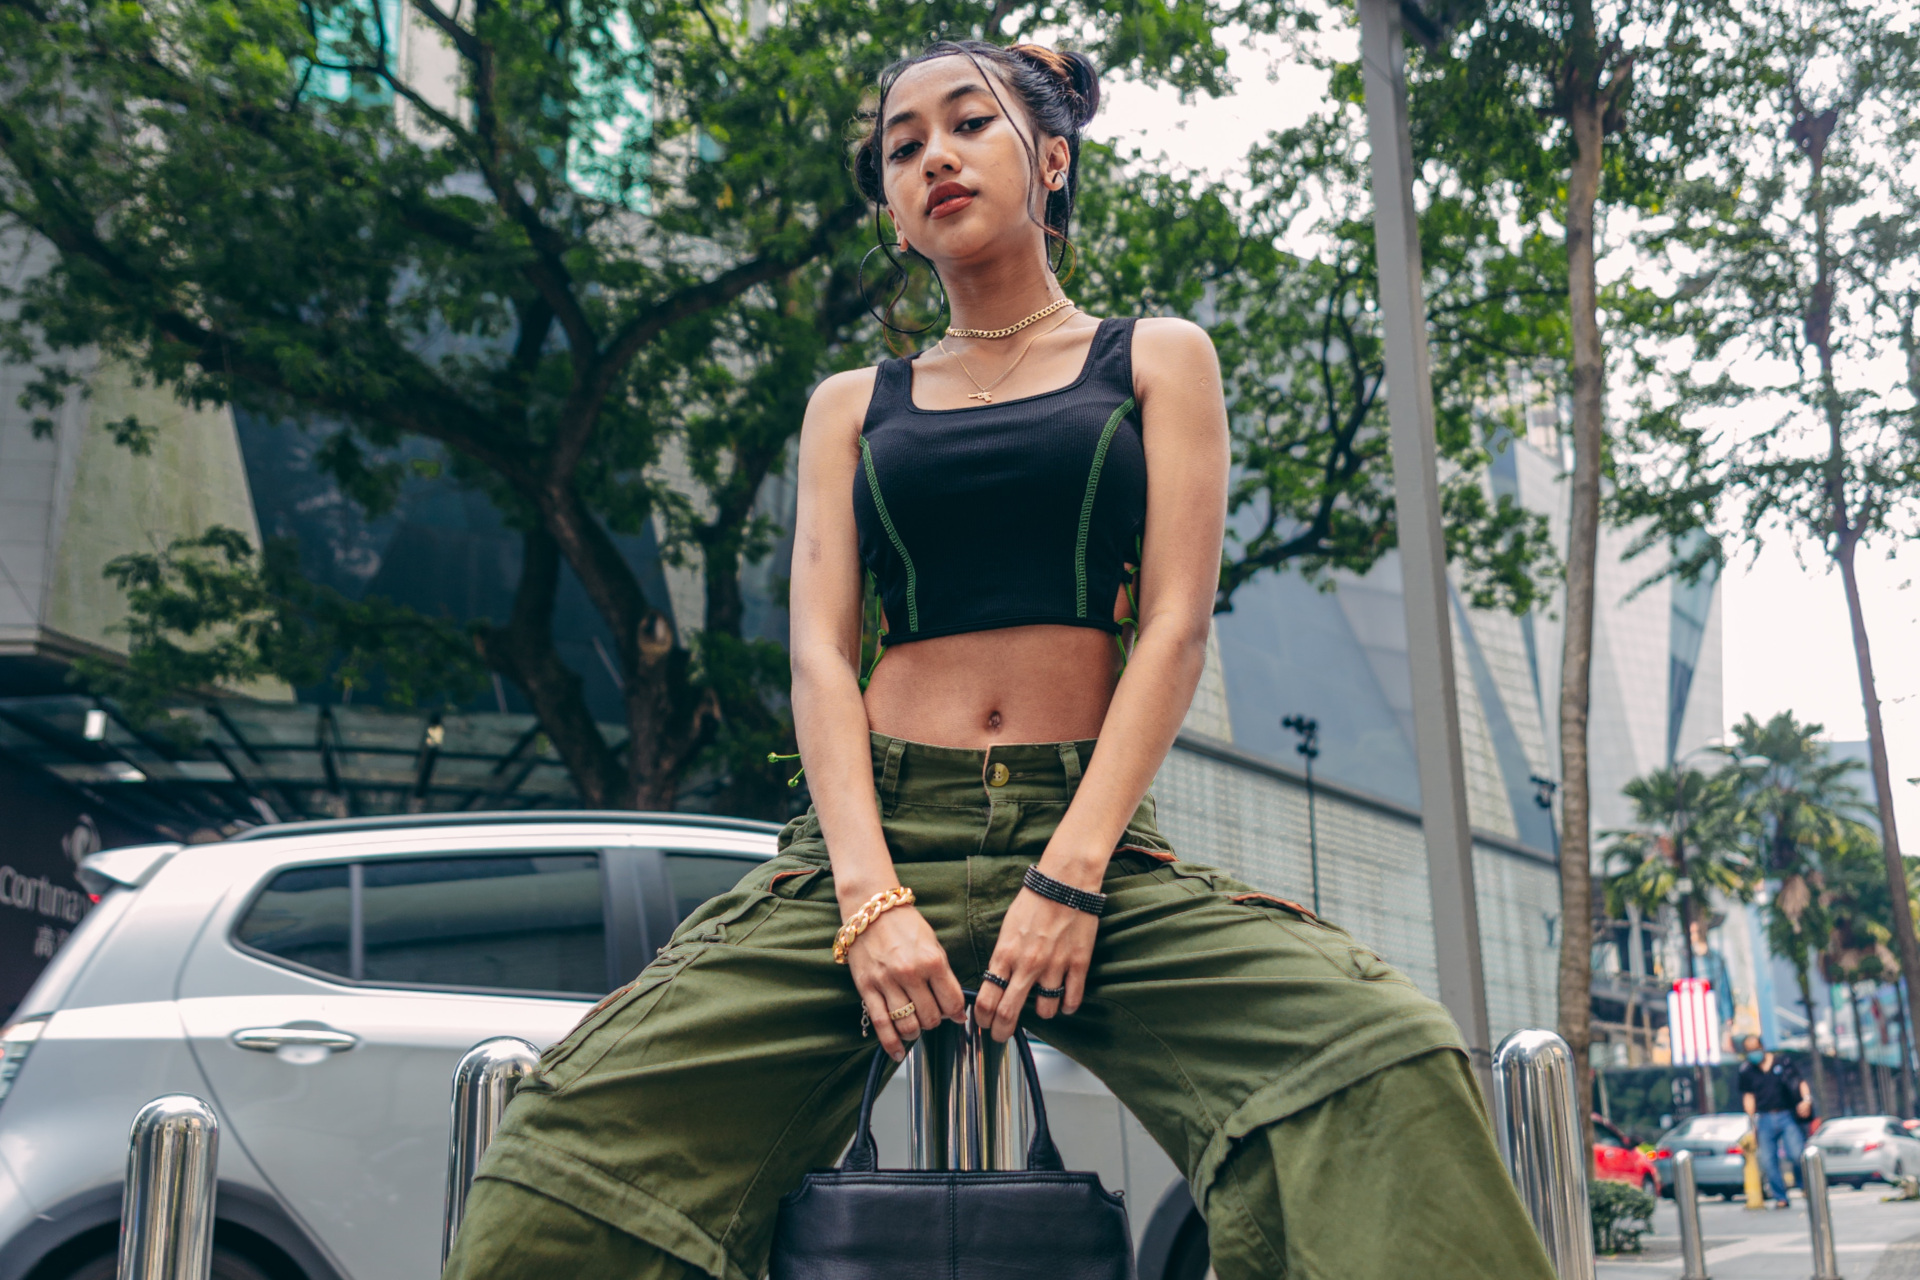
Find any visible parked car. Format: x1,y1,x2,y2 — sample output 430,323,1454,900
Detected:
1592,1115,1660,1195
1806,1115,1920,1189
0,814,1205,1280
1652,1113,1751,1199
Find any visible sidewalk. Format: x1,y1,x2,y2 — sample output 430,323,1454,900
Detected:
1598,1185,1920,1279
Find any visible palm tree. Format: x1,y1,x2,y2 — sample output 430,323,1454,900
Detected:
1821,823,1900,1113
1723,712,1870,1112
1603,764,1754,1106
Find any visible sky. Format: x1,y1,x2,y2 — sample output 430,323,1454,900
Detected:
1092,29,1920,844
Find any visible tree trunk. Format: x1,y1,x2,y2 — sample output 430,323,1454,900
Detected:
1794,97,1920,1110
1557,36,1608,1165
1849,983,1878,1113
1800,961,1829,1115
1898,978,1916,1117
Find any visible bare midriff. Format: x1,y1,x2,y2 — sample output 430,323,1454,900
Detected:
862,623,1123,749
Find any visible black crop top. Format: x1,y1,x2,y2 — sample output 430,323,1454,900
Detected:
853,316,1146,646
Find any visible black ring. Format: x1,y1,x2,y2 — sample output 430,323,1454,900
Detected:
1033,983,1066,1000
982,971,1010,990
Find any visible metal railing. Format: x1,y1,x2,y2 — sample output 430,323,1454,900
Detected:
908,1004,1029,1171
1492,1029,1595,1280
1671,1150,1710,1280
118,1094,220,1280
442,1036,541,1266
1802,1146,1842,1280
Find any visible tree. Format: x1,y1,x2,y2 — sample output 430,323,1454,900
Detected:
1819,823,1899,1113
2,0,1574,816
1612,0,1920,1074
1398,0,1746,1153
1602,763,1752,1107
1724,711,1873,1111
0,0,1298,811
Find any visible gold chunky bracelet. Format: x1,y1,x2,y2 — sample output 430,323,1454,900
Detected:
833,886,916,964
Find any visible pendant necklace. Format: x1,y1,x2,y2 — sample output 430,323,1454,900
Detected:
945,297,1074,340
939,310,1077,404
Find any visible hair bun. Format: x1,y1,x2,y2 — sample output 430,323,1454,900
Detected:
1010,44,1101,129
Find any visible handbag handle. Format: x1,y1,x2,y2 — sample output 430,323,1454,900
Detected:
840,993,1064,1173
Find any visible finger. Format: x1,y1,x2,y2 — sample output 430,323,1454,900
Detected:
907,978,943,1034
862,986,908,1061
1063,964,1087,1017
974,953,1008,1029
882,985,926,1043
991,969,1031,1042
1033,970,1065,1020
931,962,968,1023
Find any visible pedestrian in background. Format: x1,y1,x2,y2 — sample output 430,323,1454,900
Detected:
1740,1033,1813,1209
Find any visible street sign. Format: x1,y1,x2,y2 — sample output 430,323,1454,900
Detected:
1668,978,1723,1065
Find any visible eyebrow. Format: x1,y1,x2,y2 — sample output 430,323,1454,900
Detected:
883,82,992,135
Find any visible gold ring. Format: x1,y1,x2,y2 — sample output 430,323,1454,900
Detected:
889,1002,917,1021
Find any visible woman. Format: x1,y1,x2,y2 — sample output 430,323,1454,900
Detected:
445,40,1556,1280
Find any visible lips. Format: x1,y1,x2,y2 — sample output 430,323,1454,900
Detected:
926,182,975,219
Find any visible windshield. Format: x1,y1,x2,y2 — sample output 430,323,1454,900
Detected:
1664,1116,1748,1144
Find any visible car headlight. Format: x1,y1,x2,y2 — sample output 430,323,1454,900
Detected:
0,1016,48,1109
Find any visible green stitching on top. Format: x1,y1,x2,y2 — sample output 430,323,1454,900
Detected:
1075,397,1136,617
860,437,918,633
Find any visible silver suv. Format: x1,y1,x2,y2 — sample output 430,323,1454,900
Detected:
0,813,1204,1280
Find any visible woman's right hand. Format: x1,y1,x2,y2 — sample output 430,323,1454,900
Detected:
847,903,967,1061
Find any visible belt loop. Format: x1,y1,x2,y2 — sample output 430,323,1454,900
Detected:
1057,741,1084,791
878,737,907,814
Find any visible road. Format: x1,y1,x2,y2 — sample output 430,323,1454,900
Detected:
1599,1184,1920,1279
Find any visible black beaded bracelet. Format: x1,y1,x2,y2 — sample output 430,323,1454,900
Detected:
1023,865,1107,917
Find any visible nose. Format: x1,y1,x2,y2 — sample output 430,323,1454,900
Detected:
921,130,960,179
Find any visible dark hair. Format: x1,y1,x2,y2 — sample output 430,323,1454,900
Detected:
853,40,1100,282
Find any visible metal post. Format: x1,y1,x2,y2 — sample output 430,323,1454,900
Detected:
1493,1029,1596,1280
1356,0,1493,1093
1672,1151,1710,1280
443,1036,540,1265
909,1002,1028,1170
118,1095,220,1280
1802,1147,1843,1280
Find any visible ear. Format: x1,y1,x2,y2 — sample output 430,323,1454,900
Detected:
1043,135,1073,188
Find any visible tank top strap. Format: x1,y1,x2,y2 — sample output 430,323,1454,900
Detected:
860,357,915,434
1084,316,1138,399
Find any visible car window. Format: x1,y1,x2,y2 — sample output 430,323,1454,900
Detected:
236,865,352,977
1666,1116,1747,1144
362,855,606,994
236,854,608,996
664,853,763,923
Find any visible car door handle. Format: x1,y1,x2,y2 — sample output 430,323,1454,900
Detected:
231,1026,361,1053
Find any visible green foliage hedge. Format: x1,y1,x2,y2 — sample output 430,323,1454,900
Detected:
1591,1178,1658,1255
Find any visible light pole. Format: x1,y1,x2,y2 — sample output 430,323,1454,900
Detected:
1284,715,1322,917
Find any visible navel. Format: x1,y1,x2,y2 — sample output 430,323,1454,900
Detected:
986,709,1003,731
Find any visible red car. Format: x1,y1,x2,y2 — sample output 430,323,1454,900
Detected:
1594,1115,1663,1195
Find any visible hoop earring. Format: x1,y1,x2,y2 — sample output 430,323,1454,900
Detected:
1048,232,1078,282
859,238,948,337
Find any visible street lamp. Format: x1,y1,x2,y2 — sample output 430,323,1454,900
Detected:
1284,715,1322,917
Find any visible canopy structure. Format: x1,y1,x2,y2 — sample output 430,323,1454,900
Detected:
0,694,592,839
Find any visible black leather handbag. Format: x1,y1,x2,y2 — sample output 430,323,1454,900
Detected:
769,1028,1135,1280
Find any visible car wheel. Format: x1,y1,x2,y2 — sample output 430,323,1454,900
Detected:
61,1245,276,1280
1162,1209,1212,1280
1641,1176,1657,1196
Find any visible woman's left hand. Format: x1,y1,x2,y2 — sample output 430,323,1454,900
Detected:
975,880,1100,1041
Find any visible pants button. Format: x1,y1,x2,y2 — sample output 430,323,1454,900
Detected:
988,762,1010,787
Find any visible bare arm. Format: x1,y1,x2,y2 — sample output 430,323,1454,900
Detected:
976,318,1230,1038
790,369,964,1059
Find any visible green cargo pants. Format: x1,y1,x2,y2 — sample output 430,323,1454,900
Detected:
445,734,1556,1280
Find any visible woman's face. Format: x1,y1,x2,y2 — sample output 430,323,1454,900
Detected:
877,56,1068,271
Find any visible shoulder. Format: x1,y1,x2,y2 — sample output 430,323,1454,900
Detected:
1128,316,1217,372
799,366,882,452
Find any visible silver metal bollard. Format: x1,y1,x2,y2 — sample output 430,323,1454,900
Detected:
907,1003,1029,1170
118,1094,220,1280
1672,1150,1710,1280
1492,1029,1596,1280
1802,1146,1842,1280
442,1036,541,1265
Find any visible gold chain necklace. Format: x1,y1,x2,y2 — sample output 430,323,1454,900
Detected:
945,297,1074,340
938,312,1076,403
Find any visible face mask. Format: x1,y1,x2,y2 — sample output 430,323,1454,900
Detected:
1747,1050,1766,1064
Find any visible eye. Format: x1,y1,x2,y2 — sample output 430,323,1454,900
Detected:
957,115,994,133
888,138,921,163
